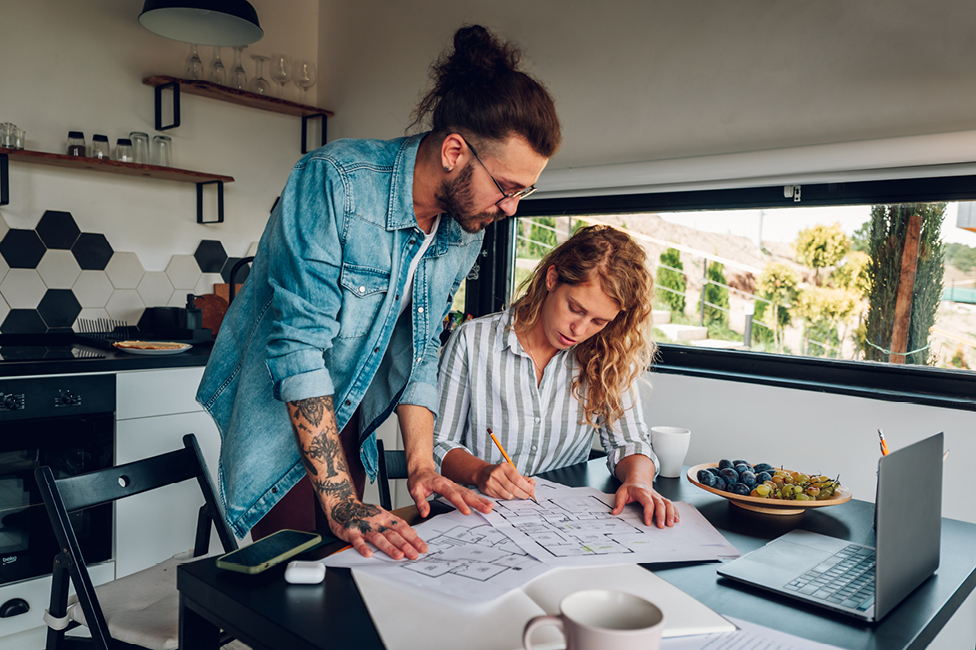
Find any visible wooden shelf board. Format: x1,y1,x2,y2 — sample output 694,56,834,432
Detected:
143,75,333,118
0,149,234,184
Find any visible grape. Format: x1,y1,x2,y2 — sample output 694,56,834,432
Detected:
754,484,771,497
702,460,842,502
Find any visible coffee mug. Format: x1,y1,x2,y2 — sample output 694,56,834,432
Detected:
651,426,691,478
523,589,665,650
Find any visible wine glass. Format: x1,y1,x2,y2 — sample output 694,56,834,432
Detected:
248,54,271,95
209,46,226,85
185,44,204,80
230,46,248,90
269,54,291,100
293,59,316,105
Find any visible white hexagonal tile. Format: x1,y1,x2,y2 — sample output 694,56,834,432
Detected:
105,289,145,325
105,252,145,290
247,241,259,257
167,291,190,307
137,272,174,307
0,294,9,325
74,308,110,330
37,249,82,289
0,254,8,285
194,273,225,296
165,254,202,290
0,269,47,308
72,271,114,308
0,214,8,243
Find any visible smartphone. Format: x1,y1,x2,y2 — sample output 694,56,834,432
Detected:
216,529,323,575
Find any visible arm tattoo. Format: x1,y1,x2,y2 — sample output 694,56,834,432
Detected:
288,396,346,478
290,396,331,427
307,434,348,478
331,500,382,534
312,478,355,501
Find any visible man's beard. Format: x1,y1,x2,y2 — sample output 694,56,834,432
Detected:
435,163,500,234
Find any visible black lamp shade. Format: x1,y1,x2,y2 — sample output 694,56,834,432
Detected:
139,0,264,46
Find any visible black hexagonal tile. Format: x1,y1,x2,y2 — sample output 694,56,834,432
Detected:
194,240,227,274
37,289,82,330
36,210,81,250
221,257,252,284
1,309,46,334
72,233,114,270
0,229,46,269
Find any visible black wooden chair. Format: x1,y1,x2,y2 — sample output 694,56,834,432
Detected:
35,434,239,650
376,439,408,511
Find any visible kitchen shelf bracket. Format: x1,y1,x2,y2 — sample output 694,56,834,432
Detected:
301,113,328,154
0,154,8,206
196,180,224,224
154,80,181,131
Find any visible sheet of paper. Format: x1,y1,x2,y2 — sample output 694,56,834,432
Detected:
661,616,845,650
478,484,740,566
323,509,553,603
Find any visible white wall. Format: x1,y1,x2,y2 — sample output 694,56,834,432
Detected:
1,0,319,270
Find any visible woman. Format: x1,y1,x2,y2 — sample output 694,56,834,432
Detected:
434,225,678,528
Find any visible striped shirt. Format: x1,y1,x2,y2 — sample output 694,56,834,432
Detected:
433,309,658,479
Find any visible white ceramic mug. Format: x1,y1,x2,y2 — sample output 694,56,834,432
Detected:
651,426,691,478
523,589,665,650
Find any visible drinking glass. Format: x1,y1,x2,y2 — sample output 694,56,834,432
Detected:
230,46,248,90
269,54,291,100
293,59,316,104
151,135,173,167
129,132,150,164
0,123,14,149
248,55,271,95
185,44,204,80
209,46,226,85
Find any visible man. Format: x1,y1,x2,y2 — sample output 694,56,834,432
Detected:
197,24,561,559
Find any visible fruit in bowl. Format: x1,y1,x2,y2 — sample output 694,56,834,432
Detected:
697,460,843,502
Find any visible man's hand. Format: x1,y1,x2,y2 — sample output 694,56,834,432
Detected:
611,481,679,528
407,467,494,518
320,490,428,560
476,463,537,501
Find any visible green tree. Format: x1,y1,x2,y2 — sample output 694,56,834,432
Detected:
698,262,729,327
755,262,801,350
863,203,946,365
850,220,871,253
656,248,686,314
794,222,850,285
832,250,872,297
793,287,859,358
945,242,976,273
516,217,559,259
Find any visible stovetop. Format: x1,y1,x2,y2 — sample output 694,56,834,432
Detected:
0,333,106,363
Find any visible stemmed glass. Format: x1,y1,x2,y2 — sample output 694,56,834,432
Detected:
209,46,226,85
230,46,248,90
269,54,291,100
185,44,204,80
248,54,272,95
293,59,316,105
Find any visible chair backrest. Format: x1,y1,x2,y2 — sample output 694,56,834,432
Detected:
376,439,408,511
35,433,238,650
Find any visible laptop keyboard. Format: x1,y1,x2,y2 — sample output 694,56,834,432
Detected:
784,544,877,611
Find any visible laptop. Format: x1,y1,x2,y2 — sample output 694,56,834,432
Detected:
717,432,943,622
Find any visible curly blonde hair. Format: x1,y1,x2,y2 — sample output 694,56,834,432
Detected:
512,224,657,430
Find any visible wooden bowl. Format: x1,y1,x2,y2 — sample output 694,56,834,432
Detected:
686,462,853,516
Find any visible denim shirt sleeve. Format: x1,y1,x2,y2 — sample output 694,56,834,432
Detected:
265,156,345,402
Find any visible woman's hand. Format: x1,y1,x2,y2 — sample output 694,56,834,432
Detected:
611,481,679,528
476,462,537,500
407,467,494,517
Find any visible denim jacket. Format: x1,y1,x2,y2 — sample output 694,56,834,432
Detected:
197,134,484,538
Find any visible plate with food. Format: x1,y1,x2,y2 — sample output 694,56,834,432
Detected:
112,340,193,356
686,460,852,515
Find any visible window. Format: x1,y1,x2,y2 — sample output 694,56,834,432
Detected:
477,175,976,411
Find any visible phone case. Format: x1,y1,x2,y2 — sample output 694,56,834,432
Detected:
216,530,322,575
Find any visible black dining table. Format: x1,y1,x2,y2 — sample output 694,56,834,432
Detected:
178,459,976,650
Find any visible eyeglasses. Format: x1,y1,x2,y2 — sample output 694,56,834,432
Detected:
463,138,537,206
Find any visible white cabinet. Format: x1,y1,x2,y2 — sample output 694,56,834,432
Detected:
115,367,227,578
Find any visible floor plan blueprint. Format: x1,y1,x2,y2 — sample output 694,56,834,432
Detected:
479,484,740,566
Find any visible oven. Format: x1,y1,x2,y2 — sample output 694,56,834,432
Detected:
0,373,115,588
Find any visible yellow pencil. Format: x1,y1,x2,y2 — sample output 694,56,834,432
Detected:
487,428,538,504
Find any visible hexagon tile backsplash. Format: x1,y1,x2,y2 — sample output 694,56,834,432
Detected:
0,210,255,334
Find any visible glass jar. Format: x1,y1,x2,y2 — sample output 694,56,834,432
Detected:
115,138,134,163
66,131,86,156
91,134,110,160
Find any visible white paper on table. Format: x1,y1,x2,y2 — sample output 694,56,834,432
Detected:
322,509,553,603
661,616,845,650
478,484,740,566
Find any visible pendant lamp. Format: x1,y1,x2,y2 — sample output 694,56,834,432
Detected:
138,0,264,46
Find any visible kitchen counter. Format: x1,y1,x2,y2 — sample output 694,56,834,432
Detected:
0,341,212,378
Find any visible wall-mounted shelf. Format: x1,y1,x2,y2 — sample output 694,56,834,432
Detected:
0,148,234,224
143,76,332,153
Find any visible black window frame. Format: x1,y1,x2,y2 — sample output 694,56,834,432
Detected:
466,174,976,412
